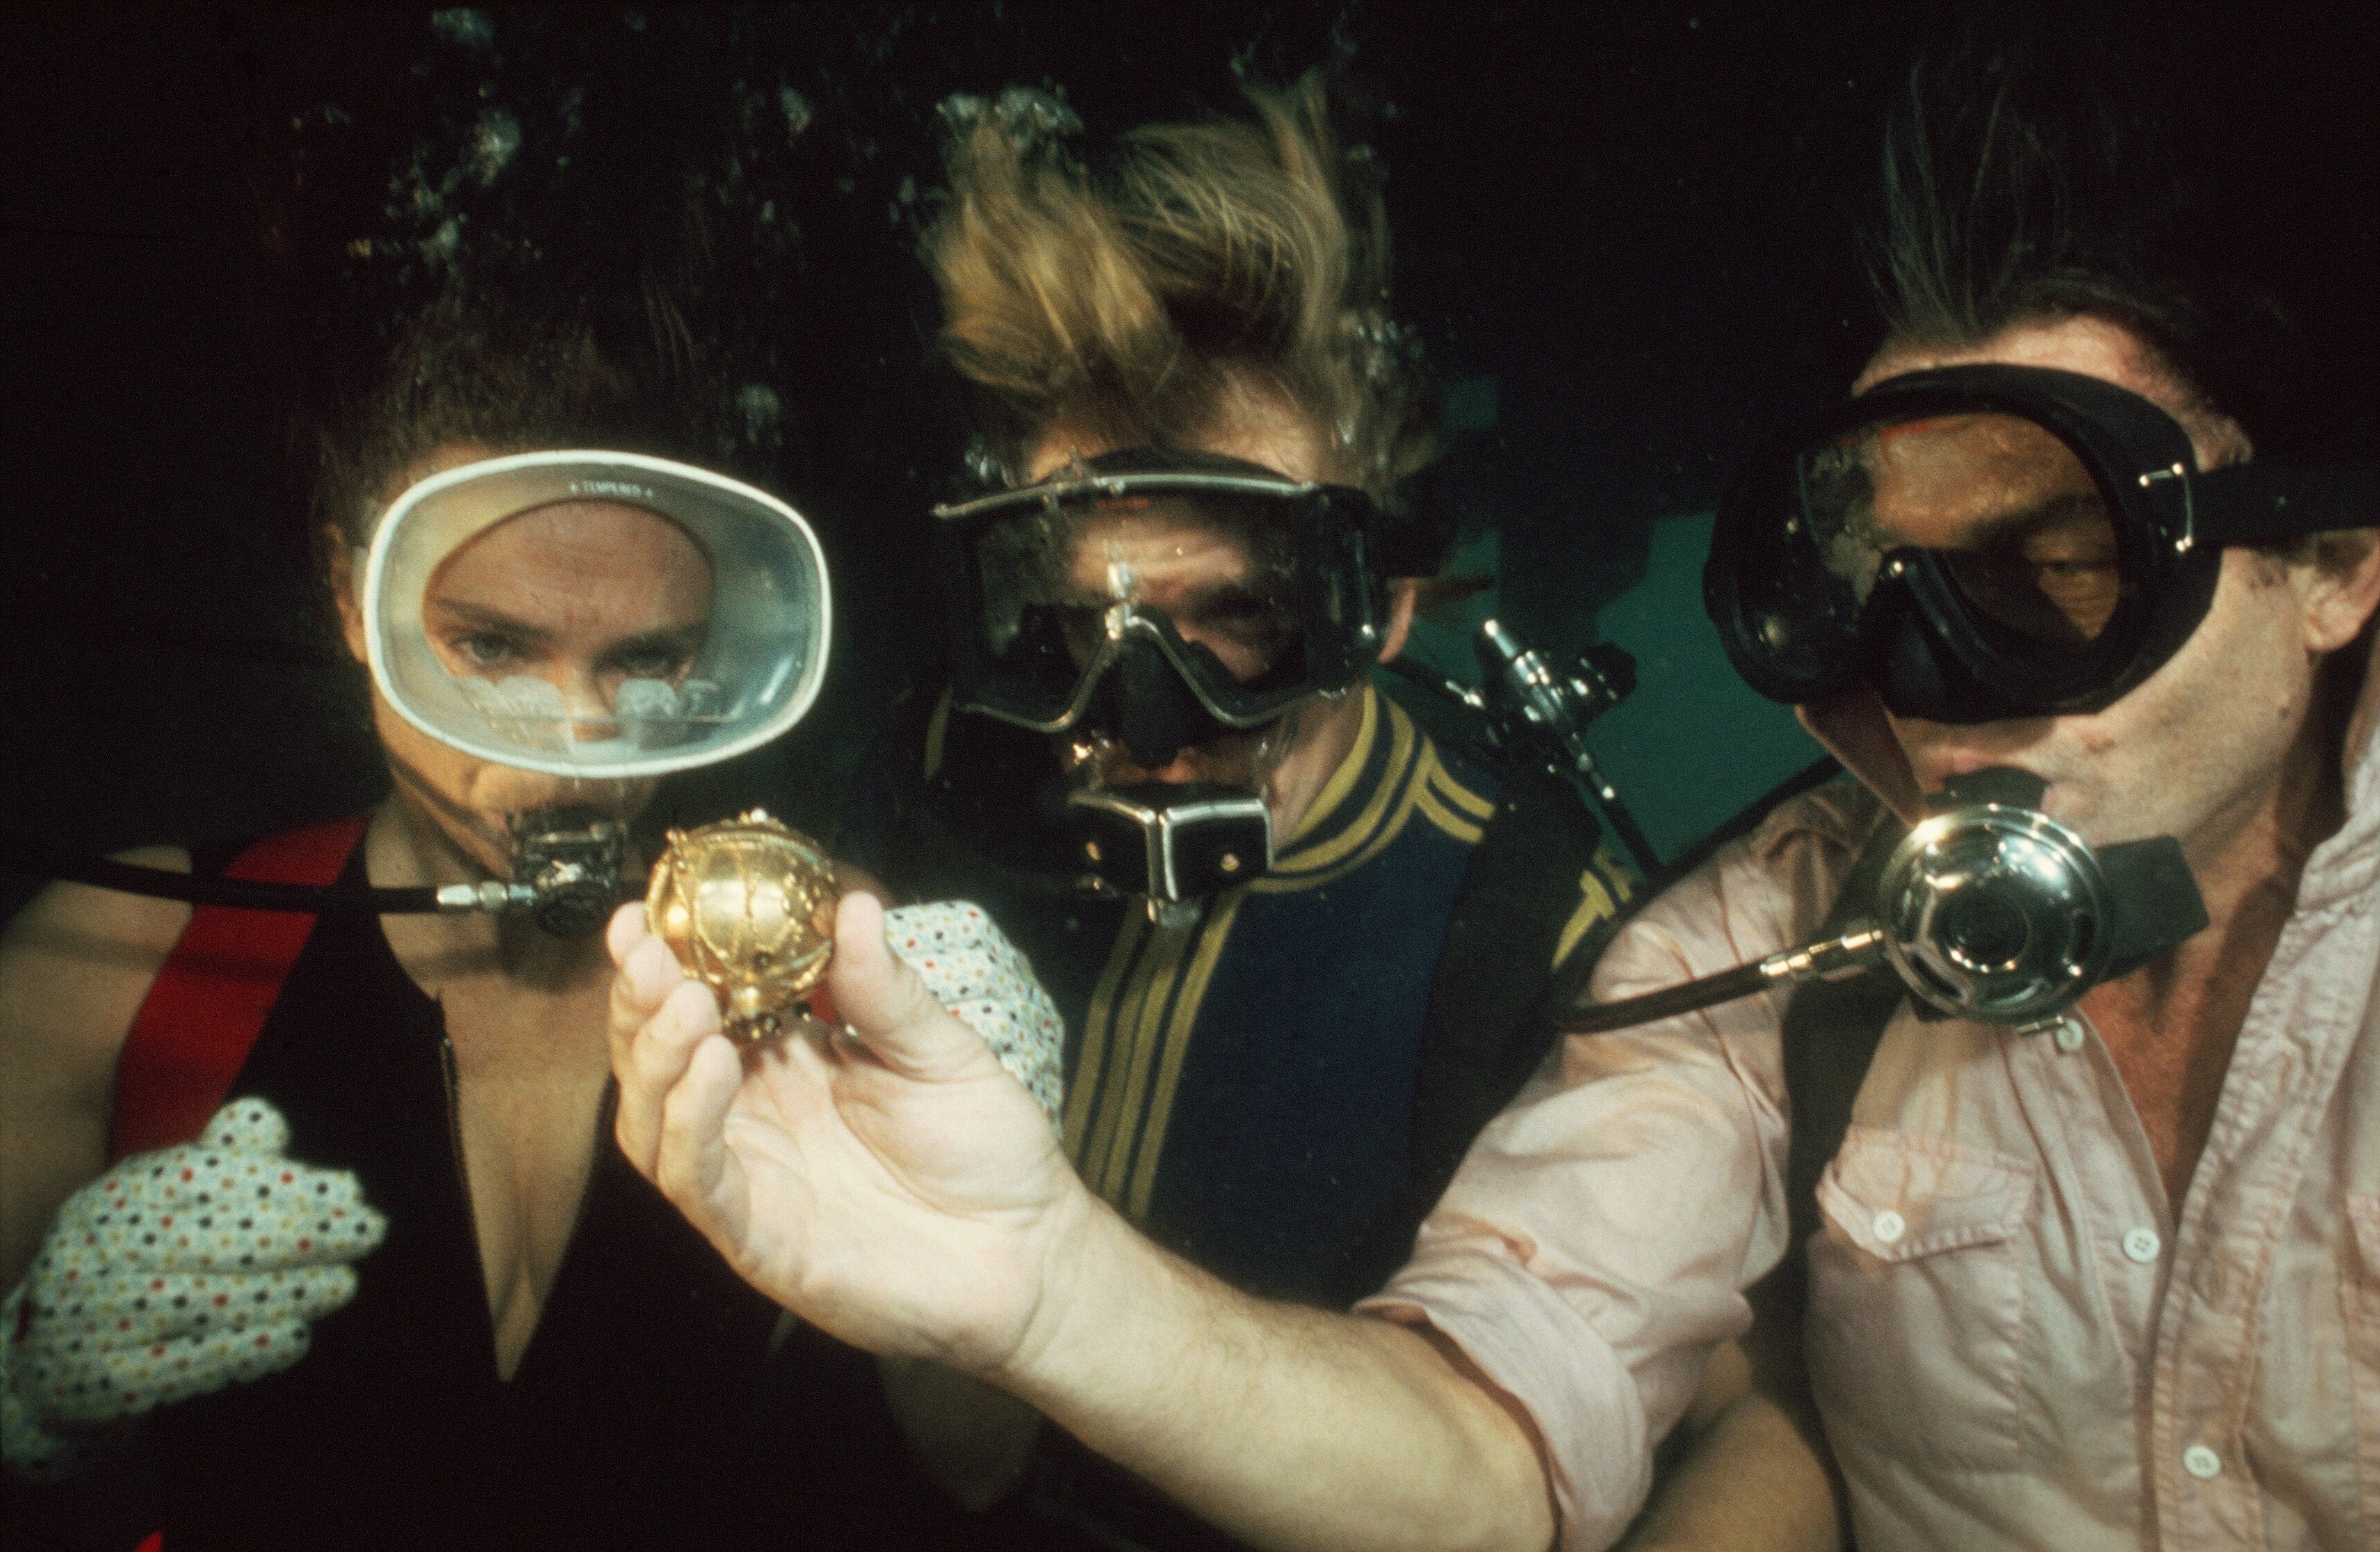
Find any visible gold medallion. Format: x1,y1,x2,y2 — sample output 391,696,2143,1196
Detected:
645,810,840,1046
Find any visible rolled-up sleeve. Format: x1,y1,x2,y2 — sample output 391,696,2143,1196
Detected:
1359,797,1859,1550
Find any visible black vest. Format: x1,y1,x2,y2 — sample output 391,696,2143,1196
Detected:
145,838,786,1552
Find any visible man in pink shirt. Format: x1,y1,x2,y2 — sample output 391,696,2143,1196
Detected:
604,41,2380,1552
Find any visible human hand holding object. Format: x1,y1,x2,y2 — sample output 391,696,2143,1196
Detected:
608,885,1082,1373
2,1099,386,1479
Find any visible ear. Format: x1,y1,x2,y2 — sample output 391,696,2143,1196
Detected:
1798,686,1931,826
325,525,369,666
1375,579,1419,665
2298,528,2380,656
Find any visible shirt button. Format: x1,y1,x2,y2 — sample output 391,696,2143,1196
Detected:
1871,1209,1907,1245
2054,1019,2087,1053
2182,1445,2222,1479
2122,1228,2163,1263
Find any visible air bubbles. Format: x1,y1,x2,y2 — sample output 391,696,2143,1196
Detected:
463,107,521,187
936,86,1082,155
736,384,784,448
419,217,462,266
963,437,1012,490
429,10,496,52
780,88,814,141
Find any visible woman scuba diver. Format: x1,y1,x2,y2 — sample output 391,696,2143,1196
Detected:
0,262,1059,1551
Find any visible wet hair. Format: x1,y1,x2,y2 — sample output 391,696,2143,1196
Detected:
307,269,741,564
922,70,1434,504
1866,31,2298,451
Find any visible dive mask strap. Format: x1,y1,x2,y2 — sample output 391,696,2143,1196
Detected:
2187,459,2380,549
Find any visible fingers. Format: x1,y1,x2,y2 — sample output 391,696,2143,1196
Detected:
198,1095,291,1155
606,899,650,966
882,902,1065,1126
649,1025,747,1222
607,921,699,1109
826,893,998,1082
83,1262,359,1351
613,926,691,1028
613,971,725,1180
51,1314,322,1426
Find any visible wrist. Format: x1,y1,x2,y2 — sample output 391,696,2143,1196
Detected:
989,1178,1223,1454
991,1177,1138,1399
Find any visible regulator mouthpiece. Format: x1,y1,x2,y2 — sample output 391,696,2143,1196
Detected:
1066,781,1272,924
1879,769,2203,1025
1558,766,2207,1035
508,806,627,938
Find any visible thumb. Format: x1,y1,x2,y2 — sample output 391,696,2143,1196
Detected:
826,891,997,1082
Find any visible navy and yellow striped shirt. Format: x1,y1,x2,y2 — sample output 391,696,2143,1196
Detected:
844,680,1637,1306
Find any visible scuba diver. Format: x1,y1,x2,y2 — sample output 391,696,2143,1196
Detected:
0,271,1060,1551
606,31,2380,1552
817,72,1730,1552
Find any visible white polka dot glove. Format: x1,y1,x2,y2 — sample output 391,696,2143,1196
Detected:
1,1098,387,1480
882,902,1064,1129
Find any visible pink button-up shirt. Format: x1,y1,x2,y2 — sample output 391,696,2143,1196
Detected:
1365,664,2380,1551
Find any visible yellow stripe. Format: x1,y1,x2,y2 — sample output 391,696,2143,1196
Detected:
1415,781,1486,845
1085,920,1197,1202
1079,927,1171,1186
1064,909,1147,1163
1273,696,1417,877
1281,682,1379,849
1592,840,1639,905
1124,893,1244,1222
1553,868,1621,968
921,689,954,781
1430,760,1497,821
1257,740,1433,894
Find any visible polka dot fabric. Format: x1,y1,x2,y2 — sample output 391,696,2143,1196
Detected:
2,1098,387,1476
883,902,1064,1128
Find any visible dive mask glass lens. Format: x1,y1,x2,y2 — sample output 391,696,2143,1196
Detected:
1707,364,2379,723
932,450,1393,741
363,451,831,778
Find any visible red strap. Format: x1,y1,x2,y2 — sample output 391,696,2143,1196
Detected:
107,817,372,1162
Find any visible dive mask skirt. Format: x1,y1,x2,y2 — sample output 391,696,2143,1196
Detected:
362,450,831,779
1705,364,2380,725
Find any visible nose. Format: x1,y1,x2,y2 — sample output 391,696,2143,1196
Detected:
548,666,621,746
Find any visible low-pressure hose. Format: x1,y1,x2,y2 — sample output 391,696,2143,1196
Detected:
1554,927,1889,1034
13,842,528,916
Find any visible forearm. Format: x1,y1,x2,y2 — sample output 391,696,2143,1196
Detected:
998,1195,1554,1552
1616,1387,1840,1552
1619,1282,1842,1552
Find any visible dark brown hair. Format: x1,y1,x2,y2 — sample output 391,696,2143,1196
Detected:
1866,31,2297,450
308,270,743,563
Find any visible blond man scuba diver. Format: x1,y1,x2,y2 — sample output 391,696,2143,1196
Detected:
608,36,2380,1552
0,280,1057,1551
791,71,1683,1552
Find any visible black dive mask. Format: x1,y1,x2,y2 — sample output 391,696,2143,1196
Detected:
931,447,1440,765
1559,768,2209,1035
1706,364,2380,724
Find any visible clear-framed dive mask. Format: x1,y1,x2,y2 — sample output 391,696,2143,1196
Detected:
361,450,831,780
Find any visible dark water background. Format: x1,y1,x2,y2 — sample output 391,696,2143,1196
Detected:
3,4,2373,906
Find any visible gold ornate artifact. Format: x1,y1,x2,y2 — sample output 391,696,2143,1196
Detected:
646,810,840,1046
